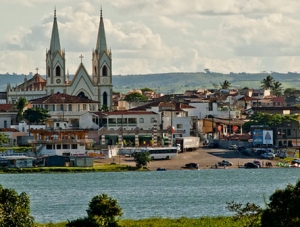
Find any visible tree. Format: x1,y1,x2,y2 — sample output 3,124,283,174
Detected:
99,105,109,112
124,92,148,101
23,107,51,124
261,75,274,90
271,81,283,97
132,151,151,168
140,87,154,93
0,133,8,146
15,97,28,123
261,180,300,227
67,194,123,227
226,201,262,227
0,184,34,227
220,80,231,89
242,112,298,132
284,87,299,97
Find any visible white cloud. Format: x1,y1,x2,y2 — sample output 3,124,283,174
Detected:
2,1,300,75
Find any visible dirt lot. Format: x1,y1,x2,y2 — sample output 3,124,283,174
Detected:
95,147,281,170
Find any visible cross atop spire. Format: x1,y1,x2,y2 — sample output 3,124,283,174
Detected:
79,54,84,63
95,7,107,54
49,8,61,55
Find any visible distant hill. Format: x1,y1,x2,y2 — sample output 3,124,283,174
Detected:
1,72,300,94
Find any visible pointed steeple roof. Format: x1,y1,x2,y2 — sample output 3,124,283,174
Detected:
49,9,61,55
95,8,107,54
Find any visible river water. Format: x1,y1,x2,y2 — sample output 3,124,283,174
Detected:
0,168,299,223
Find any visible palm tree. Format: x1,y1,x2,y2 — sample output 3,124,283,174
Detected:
15,97,28,123
271,81,283,97
261,75,274,90
220,80,231,89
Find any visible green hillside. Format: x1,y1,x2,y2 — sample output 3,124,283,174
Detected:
1,71,300,94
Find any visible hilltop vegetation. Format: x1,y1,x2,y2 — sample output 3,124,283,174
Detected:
2,71,300,94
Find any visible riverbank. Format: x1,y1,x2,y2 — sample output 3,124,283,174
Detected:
100,146,284,171
0,147,288,173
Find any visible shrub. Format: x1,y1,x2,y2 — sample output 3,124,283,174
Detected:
261,180,300,227
67,194,123,227
0,184,34,227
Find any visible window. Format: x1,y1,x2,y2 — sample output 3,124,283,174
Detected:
103,92,108,106
57,144,61,149
60,104,63,111
102,65,107,76
177,124,183,129
55,66,61,76
83,104,87,110
47,67,50,77
287,129,291,136
71,144,78,149
77,104,80,111
68,104,72,111
139,118,144,123
4,120,7,128
128,118,136,124
46,144,52,150
63,144,70,149
208,102,213,111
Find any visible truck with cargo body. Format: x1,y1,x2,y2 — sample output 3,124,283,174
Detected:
175,136,200,152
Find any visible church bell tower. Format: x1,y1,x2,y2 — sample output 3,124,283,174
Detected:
92,9,113,109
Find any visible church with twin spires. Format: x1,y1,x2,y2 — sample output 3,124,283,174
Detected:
6,9,113,110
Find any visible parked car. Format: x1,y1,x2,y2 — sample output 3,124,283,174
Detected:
291,159,300,165
254,149,267,155
240,148,252,156
253,160,261,167
208,143,219,148
185,163,199,169
275,150,287,159
244,162,259,168
261,152,275,160
218,160,233,166
229,144,237,150
237,145,246,151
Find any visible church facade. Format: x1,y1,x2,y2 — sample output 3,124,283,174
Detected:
6,10,113,110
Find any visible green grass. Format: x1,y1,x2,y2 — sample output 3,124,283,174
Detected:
0,164,142,174
34,217,247,227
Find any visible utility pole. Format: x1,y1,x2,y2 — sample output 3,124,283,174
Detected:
61,97,65,122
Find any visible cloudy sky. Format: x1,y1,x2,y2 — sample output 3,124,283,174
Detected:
1,0,300,76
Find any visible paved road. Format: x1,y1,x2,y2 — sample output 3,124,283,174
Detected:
96,147,280,170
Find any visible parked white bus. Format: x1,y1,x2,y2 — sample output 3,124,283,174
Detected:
141,146,179,160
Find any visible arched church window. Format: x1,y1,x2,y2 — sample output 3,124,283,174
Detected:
56,66,61,76
94,67,97,76
47,67,50,77
77,91,88,99
102,65,107,76
103,92,108,106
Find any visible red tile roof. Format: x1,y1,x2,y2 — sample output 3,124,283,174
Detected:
0,128,19,132
0,104,14,112
30,93,98,104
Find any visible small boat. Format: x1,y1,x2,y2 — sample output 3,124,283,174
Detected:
156,167,167,171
